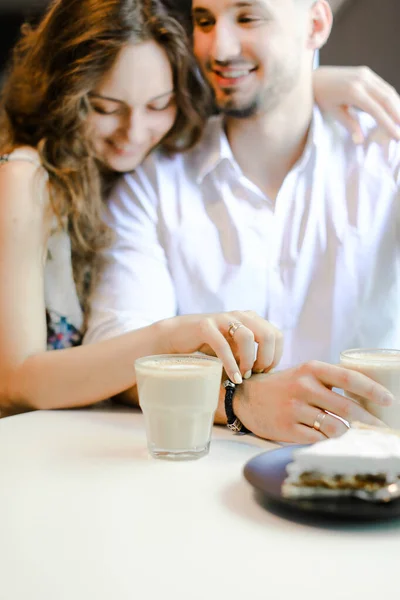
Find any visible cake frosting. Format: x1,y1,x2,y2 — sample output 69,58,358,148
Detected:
282,424,400,501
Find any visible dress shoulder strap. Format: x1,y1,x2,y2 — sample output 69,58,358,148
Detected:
0,147,42,168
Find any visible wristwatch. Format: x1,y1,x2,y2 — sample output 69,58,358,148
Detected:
223,379,250,434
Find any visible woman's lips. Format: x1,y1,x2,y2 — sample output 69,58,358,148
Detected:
108,141,140,157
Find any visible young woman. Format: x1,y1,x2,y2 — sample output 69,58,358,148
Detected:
0,0,398,416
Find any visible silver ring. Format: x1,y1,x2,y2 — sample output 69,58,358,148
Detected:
325,411,351,429
313,411,327,432
228,321,244,338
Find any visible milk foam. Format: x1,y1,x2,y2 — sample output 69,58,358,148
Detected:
343,351,400,364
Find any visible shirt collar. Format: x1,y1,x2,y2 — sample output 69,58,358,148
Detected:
190,116,233,185
298,105,325,168
191,106,325,185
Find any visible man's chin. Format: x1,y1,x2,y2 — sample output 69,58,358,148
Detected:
214,91,260,119
218,102,259,119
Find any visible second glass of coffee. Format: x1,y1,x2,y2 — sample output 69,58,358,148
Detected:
340,348,400,428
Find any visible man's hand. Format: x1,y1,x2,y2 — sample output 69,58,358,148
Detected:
234,361,394,443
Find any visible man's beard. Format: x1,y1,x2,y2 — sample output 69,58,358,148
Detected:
218,92,262,119
215,87,280,119
209,59,301,120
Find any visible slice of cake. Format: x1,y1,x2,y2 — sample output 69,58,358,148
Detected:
282,424,400,503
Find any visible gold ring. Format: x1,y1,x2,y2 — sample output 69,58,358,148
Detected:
313,411,327,432
228,321,244,337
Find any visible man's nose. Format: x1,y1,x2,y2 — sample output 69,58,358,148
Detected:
211,20,241,63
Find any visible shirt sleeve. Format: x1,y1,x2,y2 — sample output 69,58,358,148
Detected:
391,139,400,188
84,165,177,344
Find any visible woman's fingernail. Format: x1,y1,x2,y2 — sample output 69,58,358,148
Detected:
244,370,252,380
382,392,395,406
233,372,242,384
254,369,264,374
352,132,364,145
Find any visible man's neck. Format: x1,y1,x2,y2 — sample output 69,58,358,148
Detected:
225,87,314,202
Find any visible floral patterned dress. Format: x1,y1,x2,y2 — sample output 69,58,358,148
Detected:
0,149,84,350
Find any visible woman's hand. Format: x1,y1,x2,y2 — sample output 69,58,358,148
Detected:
233,361,394,443
313,66,400,142
158,310,283,384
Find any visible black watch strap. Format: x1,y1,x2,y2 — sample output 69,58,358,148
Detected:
223,380,250,434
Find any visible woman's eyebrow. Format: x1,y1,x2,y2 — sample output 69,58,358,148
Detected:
89,93,123,104
89,90,174,104
149,91,175,101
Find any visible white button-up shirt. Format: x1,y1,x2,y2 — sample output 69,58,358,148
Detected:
85,107,400,368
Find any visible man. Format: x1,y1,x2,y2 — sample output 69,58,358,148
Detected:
86,0,400,442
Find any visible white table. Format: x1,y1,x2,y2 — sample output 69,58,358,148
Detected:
0,408,399,600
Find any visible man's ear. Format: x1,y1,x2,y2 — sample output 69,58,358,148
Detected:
307,0,333,51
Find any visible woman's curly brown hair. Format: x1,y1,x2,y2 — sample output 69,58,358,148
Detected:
0,0,211,321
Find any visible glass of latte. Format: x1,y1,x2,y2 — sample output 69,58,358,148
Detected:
135,354,223,460
340,348,400,428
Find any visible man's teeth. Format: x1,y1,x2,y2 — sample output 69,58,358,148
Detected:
218,71,249,79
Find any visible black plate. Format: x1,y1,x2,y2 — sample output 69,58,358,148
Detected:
244,445,400,521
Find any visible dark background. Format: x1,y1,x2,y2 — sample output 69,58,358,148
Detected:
322,0,400,92
0,0,399,90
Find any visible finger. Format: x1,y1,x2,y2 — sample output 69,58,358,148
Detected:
334,106,365,144
307,361,394,407
298,375,385,427
253,322,283,372
350,87,400,140
364,72,400,131
264,324,284,371
198,318,242,383
228,323,256,376
298,405,349,438
289,424,326,444
234,311,283,372
345,67,400,138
